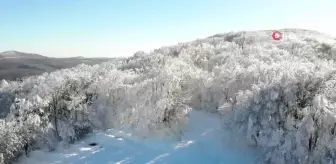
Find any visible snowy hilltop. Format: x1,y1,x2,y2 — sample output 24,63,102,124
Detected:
1,28,336,164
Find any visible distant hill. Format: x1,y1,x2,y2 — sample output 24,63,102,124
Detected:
0,51,113,81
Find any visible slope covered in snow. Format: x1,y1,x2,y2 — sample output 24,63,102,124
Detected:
15,110,260,164
1,29,336,164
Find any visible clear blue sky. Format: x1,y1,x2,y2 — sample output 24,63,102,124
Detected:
0,0,335,57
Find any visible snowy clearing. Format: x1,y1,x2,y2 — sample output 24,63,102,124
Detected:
15,110,260,164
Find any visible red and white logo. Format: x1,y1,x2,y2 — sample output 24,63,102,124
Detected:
272,31,282,41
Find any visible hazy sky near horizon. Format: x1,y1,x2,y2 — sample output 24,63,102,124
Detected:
1,0,335,57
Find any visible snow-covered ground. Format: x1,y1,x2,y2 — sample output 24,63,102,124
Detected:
5,29,336,163
15,110,260,164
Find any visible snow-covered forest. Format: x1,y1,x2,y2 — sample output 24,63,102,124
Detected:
1,29,336,164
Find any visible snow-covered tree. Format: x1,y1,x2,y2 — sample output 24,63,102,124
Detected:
0,29,336,164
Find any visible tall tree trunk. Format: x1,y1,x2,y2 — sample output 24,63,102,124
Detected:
52,92,61,141
53,106,60,141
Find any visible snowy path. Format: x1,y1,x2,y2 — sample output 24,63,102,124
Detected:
16,111,260,164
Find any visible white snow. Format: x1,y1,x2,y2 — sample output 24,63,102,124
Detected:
3,29,336,163
15,110,260,164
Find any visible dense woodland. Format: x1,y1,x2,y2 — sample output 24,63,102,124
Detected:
1,29,336,164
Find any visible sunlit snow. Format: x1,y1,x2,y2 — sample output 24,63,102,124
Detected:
15,110,260,164
2,29,336,163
